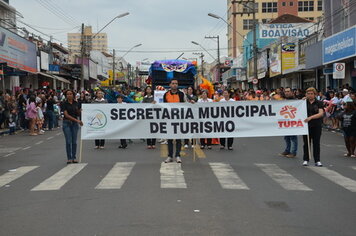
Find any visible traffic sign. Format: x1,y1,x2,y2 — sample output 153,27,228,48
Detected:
333,63,345,79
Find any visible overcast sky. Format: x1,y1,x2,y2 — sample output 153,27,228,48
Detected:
12,0,228,64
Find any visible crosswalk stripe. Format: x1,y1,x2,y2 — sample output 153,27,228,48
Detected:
31,164,87,191
310,167,356,192
209,163,249,190
352,166,356,171
160,163,187,188
0,166,39,188
95,162,135,189
256,164,312,191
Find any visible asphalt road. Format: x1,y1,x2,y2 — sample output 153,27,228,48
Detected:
0,128,355,236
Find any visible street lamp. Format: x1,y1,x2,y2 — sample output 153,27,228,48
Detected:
191,41,216,60
80,12,130,91
112,43,142,87
208,12,258,86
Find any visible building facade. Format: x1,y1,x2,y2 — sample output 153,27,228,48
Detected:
67,26,108,64
227,0,323,57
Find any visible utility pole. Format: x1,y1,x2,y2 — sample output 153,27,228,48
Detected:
112,49,115,86
80,23,85,91
232,0,258,87
205,35,221,81
193,52,205,77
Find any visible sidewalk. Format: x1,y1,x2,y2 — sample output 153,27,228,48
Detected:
0,127,24,136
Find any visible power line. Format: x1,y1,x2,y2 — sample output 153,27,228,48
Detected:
42,0,80,25
35,0,78,26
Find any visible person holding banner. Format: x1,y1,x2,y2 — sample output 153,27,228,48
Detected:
303,87,324,167
143,86,157,149
116,95,128,149
163,79,185,163
198,90,213,149
280,87,298,158
219,90,234,150
93,90,107,149
62,90,83,164
184,86,198,148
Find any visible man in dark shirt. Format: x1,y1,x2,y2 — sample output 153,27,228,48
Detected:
303,87,324,167
280,87,298,158
46,94,55,130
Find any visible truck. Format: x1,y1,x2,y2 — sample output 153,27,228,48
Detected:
149,59,197,89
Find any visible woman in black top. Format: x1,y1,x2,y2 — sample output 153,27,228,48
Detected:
62,90,83,164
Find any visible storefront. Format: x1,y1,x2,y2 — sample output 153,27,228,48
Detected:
0,25,37,92
322,25,356,90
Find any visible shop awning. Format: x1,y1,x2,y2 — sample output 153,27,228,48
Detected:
37,72,55,79
52,75,71,84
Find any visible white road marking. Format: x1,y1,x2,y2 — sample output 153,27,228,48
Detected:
310,167,356,192
160,163,187,188
56,133,62,136
352,167,356,171
96,162,135,189
0,166,39,188
256,164,312,191
31,164,87,191
209,163,249,190
22,146,31,150
47,136,54,140
3,153,15,157
35,141,43,145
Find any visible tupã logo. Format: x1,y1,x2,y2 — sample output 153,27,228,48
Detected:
87,110,107,129
280,105,297,119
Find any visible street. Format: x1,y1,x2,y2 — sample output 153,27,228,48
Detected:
0,129,355,236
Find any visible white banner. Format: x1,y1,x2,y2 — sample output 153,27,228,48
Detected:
81,100,308,140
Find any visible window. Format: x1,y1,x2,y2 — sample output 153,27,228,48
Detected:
243,19,258,30
298,1,314,12
262,2,278,13
282,2,286,6
290,2,294,6
317,0,322,11
243,2,259,13
305,17,314,21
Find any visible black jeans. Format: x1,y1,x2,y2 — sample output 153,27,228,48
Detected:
95,139,105,146
220,138,233,148
120,139,127,147
303,125,322,163
147,139,156,146
168,139,181,158
200,138,212,146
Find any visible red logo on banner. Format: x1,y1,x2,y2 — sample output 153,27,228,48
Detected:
280,105,297,119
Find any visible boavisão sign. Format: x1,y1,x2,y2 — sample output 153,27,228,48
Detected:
259,23,315,39
81,100,308,140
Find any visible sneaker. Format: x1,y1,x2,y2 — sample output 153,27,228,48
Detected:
315,162,323,167
164,157,173,163
302,161,308,166
286,154,296,158
184,144,189,148
279,151,289,156
95,146,99,149
191,145,195,148
99,146,104,149
176,156,182,163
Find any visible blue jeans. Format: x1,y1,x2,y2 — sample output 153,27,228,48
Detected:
284,136,298,155
46,110,55,130
62,120,79,160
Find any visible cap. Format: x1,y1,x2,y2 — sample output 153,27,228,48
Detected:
256,90,262,94
343,89,349,92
